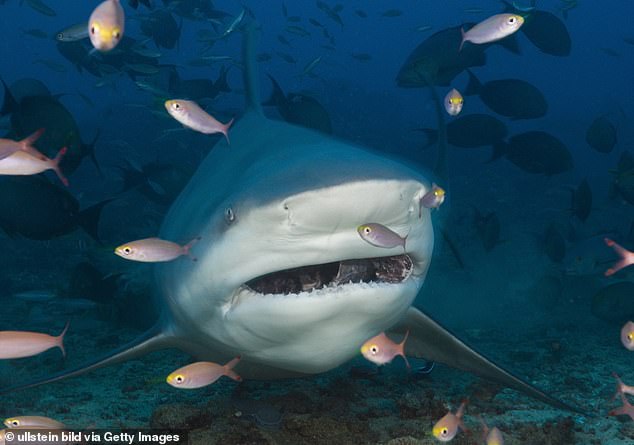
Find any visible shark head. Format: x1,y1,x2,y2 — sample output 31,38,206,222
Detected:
156,113,434,375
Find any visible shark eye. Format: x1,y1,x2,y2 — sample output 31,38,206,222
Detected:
224,207,235,223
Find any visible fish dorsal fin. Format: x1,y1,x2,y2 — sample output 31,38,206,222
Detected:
242,22,263,116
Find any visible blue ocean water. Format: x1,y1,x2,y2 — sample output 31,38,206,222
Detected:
0,1,633,444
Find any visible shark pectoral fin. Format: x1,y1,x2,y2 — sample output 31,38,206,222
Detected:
390,307,585,414
0,323,172,395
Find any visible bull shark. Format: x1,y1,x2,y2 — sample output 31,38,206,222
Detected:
1,25,578,413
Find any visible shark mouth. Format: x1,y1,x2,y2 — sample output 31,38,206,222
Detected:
245,254,413,295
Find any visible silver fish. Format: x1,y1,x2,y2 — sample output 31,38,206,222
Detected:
55,22,89,42
88,0,125,52
444,88,464,116
220,8,246,39
115,237,201,263
165,99,234,143
460,13,524,51
357,223,407,250
419,183,446,215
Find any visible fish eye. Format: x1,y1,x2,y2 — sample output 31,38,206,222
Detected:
224,207,235,223
441,428,448,436
90,24,98,35
171,102,181,111
370,345,379,354
57,33,63,39
175,375,184,383
122,247,132,255
10,420,19,427
113,29,121,39
508,17,516,24
364,227,371,234
628,334,633,341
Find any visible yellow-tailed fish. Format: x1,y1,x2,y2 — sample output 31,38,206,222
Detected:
604,238,634,276
4,416,66,429
419,183,445,216
360,331,410,368
460,14,524,51
166,356,242,389
0,322,69,359
444,88,464,116
114,237,201,262
165,100,234,143
620,321,634,351
0,128,47,161
88,0,125,52
357,223,407,250
0,146,68,186
432,399,469,442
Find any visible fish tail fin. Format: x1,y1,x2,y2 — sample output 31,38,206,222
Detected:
456,398,469,419
223,355,242,381
51,147,69,186
183,236,202,261
263,74,286,107
56,320,70,357
464,69,482,96
222,118,235,144
0,76,18,116
612,372,624,401
399,330,411,369
0,323,171,396
20,128,45,147
77,199,114,241
20,128,47,159
459,28,466,52
604,237,634,276
609,393,634,418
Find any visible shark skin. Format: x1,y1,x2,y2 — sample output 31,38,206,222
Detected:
0,24,582,414
156,110,434,377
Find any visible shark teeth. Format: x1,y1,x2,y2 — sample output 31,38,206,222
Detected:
243,254,414,296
